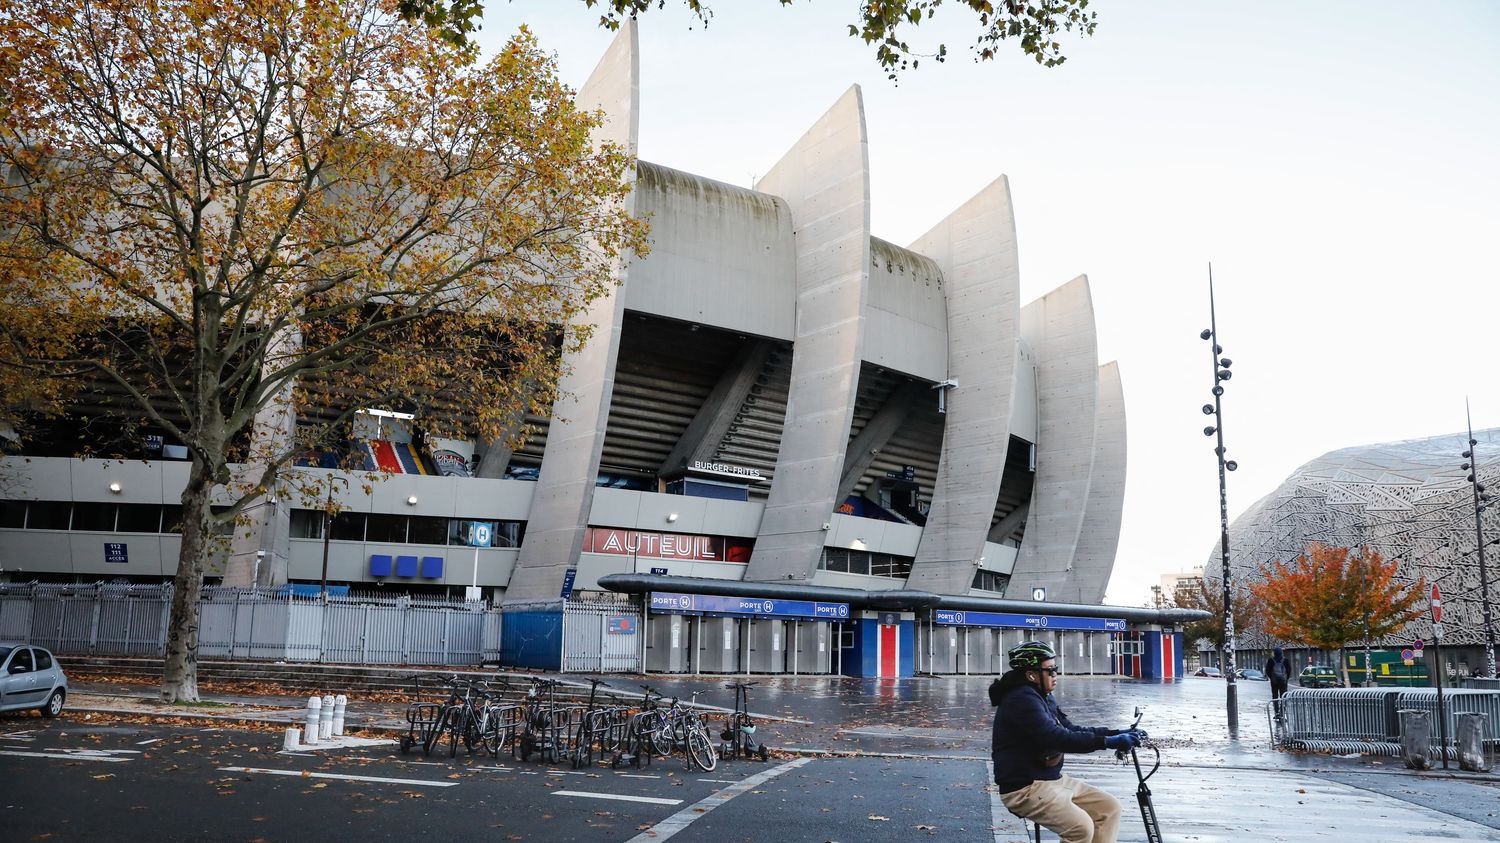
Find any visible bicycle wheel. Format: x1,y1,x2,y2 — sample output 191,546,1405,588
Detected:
687,728,717,772
447,707,469,758
649,721,674,757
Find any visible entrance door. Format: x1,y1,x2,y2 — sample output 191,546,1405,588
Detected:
878,624,898,677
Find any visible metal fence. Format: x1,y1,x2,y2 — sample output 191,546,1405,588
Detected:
561,597,643,673
0,582,501,666
1277,687,1500,754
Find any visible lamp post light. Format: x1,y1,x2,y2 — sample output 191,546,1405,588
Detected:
1460,403,1496,678
1199,265,1240,735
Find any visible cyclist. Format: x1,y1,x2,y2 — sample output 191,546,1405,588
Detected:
990,640,1142,843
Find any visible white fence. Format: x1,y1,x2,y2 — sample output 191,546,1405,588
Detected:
561,597,643,673
0,583,502,666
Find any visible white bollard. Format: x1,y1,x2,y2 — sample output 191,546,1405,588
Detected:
304,695,322,745
333,695,348,737
320,694,336,743
283,727,301,752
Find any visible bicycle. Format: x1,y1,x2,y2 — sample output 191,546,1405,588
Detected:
570,678,631,769
676,691,718,772
1114,705,1163,843
610,686,665,769
428,675,487,758
516,677,581,763
720,680,769,762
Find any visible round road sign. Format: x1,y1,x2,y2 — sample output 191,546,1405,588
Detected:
1401,648,1414,660
1413,639,1425,651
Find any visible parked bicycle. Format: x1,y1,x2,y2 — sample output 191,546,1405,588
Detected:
516,677,582,763
570,678,631,769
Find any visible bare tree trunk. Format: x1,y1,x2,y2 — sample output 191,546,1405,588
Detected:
161,465,216,702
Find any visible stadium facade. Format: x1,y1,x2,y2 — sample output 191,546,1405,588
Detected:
1,23,1205,676
1214,427,1500,678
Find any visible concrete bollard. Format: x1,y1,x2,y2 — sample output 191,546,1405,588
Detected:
1399,709,1432,770
320,694,336,742
1457,712,1491,772
283,727,301,752
333,695,348,737
304,695,322,745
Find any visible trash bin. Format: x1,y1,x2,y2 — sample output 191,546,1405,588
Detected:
1398,709,1432,770
1457,712,1491,773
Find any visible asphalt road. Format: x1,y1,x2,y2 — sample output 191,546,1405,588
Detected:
7,711,1500,842
0,714,1022,843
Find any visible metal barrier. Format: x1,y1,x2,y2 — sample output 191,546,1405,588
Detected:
561,598,643,673
0,582,502,665
1275,687,1500,756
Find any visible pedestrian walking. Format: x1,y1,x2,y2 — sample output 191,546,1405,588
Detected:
1265,647,1293,702
991,640,1142,843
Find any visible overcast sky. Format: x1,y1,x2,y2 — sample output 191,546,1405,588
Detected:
481,1,1500,606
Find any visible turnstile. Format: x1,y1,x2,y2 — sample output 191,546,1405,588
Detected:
930,623,959,673
646,614,689,673
695,616,738,673
743,618,785,673
789,621,832,674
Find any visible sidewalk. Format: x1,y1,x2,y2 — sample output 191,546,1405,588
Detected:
49,667,1500,841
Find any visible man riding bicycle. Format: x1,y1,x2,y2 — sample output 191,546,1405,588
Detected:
991,640,1143,843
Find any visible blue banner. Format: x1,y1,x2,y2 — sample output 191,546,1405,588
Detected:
649,591,850,621
932,609,1126,632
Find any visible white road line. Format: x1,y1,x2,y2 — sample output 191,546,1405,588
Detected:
551,790,683,806
217,766,459,787
985,760,1015,843
625,757,812,842
618,773,659,779
0,750,132,763
135,739,161,746
696,779,739,784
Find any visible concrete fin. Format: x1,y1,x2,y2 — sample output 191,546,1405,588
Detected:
507,21,639,604
746,86,871,582
1010,274,1099,602
905,176,1022,593
1071,361,1126,605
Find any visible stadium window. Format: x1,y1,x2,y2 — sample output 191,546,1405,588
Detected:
330,511,367,541
116,504,163,533
26,501,71,530
407,516,448,545
289,509,324,539
365,513,407,543
0,501,24,529
71,502,118,531
161,505,184,534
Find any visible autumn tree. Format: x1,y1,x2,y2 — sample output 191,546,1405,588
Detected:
399,1,1098,75
1174,576,1262,655
1251,543,1426,688
0,0,648,701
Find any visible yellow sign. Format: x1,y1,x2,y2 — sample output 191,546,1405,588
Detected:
1404,660,1414,666
1381,664,1391,675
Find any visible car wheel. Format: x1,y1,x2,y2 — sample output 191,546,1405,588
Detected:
42,689,65,718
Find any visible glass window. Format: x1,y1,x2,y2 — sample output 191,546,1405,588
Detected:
408,516,448,545
116,504,162,533
0,501,24,529
27,501,71,530
7,647,32,673
161,505,184,534
448,519,518,548
33,649,52,670
365,514,407,544
847,551,870,576
71,502,117,531
289,509,325,539
330,511,367,541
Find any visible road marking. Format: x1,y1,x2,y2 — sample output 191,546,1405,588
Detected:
619,773,659,779
624,757,812,842
217,766,459,787
403,761,446,766
136,739,161,746
0,750,132,763
696,778,739,784
551,790,683,806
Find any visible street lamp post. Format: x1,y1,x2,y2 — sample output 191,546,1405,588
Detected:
1200,265,1240,735
1460,403,1496,678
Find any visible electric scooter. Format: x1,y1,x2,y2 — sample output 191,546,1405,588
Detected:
1115,705,1164,843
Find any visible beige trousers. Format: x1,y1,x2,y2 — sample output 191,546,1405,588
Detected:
1001,774,1122,843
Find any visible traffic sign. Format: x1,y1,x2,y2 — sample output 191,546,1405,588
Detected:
1431,584,1443,624
1433,622,1444,640
1413,639,1425,651
1401,648,1414,660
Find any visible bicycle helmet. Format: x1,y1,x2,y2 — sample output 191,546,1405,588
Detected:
1008,640,1056,670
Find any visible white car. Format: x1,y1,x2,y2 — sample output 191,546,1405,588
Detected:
0,643,69,717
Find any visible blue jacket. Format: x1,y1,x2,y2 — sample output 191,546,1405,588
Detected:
991,670,1110,793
